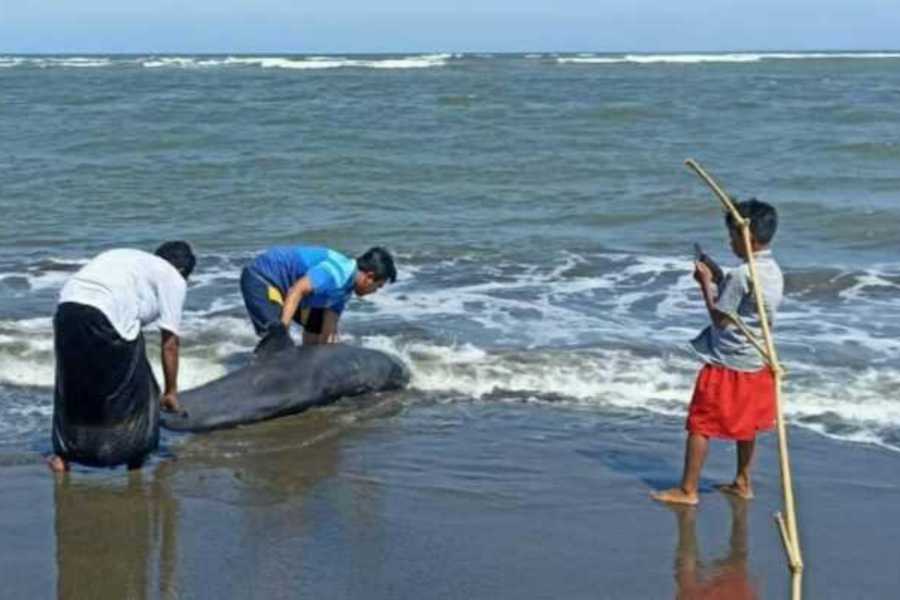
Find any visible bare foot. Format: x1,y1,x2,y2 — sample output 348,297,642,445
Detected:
651,487,699,506
715,482,754,500
47,455,68,473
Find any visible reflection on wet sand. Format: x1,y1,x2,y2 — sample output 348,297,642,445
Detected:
670,497,759,600
54,399,392,598
54,469,177,600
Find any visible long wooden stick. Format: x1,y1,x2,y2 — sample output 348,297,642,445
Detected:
726,311,774,368
685,159,804,574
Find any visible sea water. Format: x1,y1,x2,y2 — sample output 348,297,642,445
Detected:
1,52,899,457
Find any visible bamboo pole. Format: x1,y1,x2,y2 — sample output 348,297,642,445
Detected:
791,570,803,599
684,159,804,574
775,512,798,566
726,311,774,369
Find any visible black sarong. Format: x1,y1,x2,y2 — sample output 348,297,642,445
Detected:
52,302,160,468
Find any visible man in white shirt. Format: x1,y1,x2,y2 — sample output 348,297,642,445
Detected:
49,241,196,472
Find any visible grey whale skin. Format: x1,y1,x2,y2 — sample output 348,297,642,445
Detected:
161,344,410,432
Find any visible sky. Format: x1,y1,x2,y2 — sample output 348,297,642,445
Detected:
2,1,899,54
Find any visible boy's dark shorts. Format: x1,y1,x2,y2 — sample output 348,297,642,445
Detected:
240,267,325,335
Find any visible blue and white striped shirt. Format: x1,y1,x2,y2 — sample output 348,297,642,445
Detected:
251,246,357,314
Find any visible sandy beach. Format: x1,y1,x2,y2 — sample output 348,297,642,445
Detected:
2,399,898,599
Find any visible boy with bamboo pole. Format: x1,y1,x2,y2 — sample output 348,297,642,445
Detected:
653,199,783,506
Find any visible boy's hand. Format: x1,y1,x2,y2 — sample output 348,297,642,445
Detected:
693,260,714,288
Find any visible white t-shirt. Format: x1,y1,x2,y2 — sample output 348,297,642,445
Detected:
59,249,187,341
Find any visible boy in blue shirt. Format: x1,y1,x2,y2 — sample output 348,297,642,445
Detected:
240,246,396,346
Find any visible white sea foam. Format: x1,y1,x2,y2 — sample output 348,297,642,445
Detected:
838,270,900,303
2,251,899,450
358,334,900,451
148,355,227,391
0,354,56,387
141,54,453,70
42,57,116,68
558,52,900,65
0,256,234,295
142,57,219,68
0,269,71,292
1,57,117,68
0,317,53,332
3,53,899,70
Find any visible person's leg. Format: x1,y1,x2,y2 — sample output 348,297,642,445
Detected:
717,438,756,499
240,267,282,335
652,433,709,505
49,306,72,474
301,308,326,345
319,309,340,343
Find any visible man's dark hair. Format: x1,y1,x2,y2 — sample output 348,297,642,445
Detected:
155,241,196,279
726,198,778,245
357,247,397,283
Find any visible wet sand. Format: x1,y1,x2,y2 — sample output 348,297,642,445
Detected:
2,399,898,599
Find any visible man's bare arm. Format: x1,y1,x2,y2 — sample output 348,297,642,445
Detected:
695,261,730,329
160,329,180,411
281,277,314,327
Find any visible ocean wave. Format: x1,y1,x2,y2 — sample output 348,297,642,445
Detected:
4,52,900,70
360,335,900,452
0,255,237,296
0,56,118,69
144,54,454,70
0,54,456,70
0,313,898,451
4,251,899,360
787,266,900,304
0,313,235,390
0,57,25,68
2,249,899,450
558,52,900,65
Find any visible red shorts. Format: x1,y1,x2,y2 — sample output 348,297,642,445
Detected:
686,364,776,441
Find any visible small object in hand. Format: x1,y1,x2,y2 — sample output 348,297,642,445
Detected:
693,243,725,284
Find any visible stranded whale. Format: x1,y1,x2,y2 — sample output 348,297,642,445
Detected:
161,341,409,433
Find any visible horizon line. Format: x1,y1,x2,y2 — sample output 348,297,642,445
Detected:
3,48,900,56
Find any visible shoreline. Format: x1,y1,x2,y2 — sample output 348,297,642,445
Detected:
1,403,898,599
